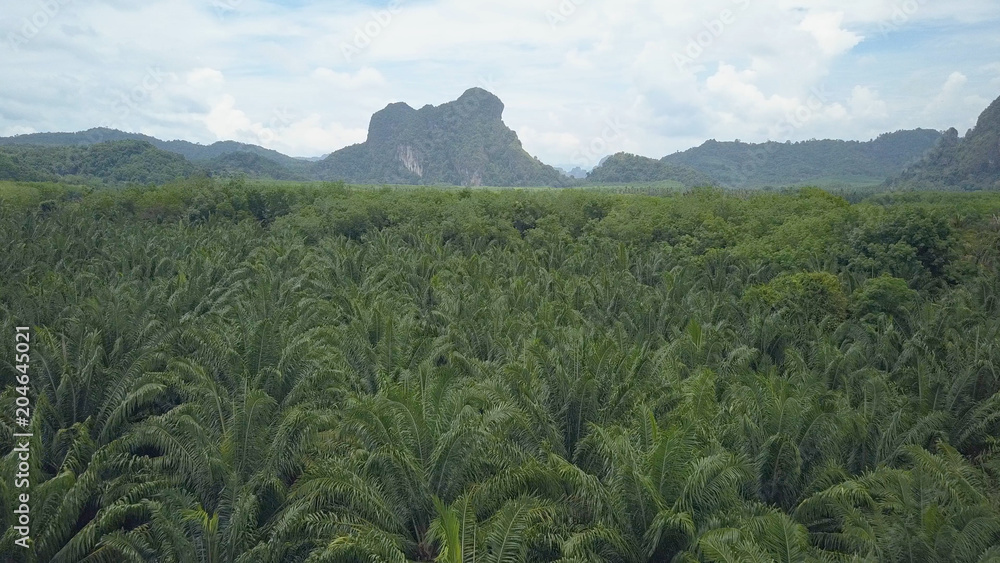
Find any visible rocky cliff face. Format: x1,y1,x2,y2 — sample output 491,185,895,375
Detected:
315,88,569,186
891,95,1000,190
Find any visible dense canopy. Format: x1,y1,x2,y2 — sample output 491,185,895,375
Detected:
1,180,999,562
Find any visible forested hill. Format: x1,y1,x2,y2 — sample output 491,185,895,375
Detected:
585,152,716,187
314,88,571,187
0,140,323,185
0,129,313,183
660,129,943,187
891,94,1000,190
0,127,306,167
0,140,198,185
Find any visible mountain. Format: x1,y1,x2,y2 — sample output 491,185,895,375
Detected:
557,166,589,179
0,127,306,166
314,88,570,187
296,154,331,162
890,95,1000,190
3,93,980,189
585,152,716,187
0,127,314,181
660,129,943,188
0,140,197,185
204,151,308,181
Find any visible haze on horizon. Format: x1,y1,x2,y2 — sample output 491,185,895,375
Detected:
2,0,999,167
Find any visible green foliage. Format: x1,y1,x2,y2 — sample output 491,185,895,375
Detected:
744,271,848,324
849,206,958,287
2,182,999,562
585,153,716,187
0,140,197,185
0,126,308,167
851,275,918,319
0,131,313,184
205,152,309,181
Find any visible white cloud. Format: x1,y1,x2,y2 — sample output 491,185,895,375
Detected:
985,62,1000,86
518,127,583,155
0,125,36,137
944,71,968,92
271,116,368,157
924,72,968,116
0,0,998,164
918,71,993,133
797,12,863,56
203,94,262,141
198,94,367,155
311,67,386,89
187,68,225,87
849,86,888,119
564,49,593,70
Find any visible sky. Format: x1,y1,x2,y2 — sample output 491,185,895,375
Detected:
1,0,999,168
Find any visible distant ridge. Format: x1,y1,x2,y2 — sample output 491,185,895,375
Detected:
585,153,716,187
0,127,305,166
660,129,944,188
0,128,314,183
0,140,196,185
5,91,993,189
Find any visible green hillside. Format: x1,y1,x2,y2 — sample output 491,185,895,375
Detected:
586,152,717,186
661,129,943,187
0,140,197,185
0,127,306,167
891,95,1000,190
204,151,308,181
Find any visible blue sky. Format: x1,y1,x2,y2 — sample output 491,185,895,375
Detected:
1,0,998,167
